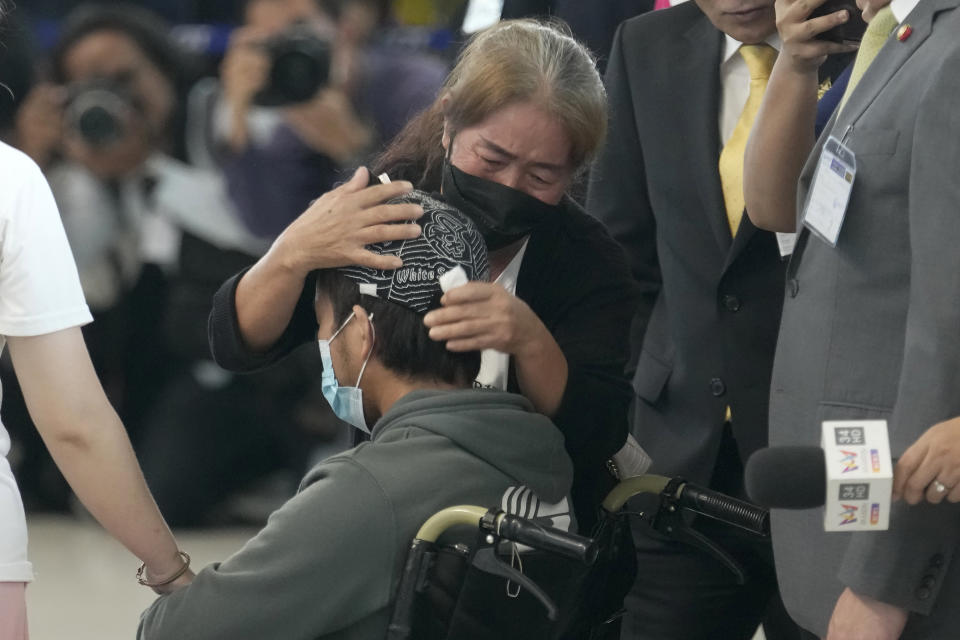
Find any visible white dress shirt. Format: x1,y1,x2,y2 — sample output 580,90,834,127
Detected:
720,32,782,145
890,0,922,22
474,239,529,390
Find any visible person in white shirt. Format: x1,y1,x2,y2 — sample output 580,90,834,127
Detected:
0,139,191,639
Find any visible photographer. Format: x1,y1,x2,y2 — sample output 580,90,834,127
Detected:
10,5,310,527
13,3,200,439
215,0,447,238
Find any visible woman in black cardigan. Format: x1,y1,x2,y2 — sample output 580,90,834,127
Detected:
207,19,638,528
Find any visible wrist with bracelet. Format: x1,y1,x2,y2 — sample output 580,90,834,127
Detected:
136,551,191,593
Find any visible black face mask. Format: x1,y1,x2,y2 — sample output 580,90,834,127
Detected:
441,161,561,251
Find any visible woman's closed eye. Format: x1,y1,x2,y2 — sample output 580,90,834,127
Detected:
529,172,554,186
479,155,507,168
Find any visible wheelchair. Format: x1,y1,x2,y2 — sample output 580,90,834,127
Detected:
386,475,770,640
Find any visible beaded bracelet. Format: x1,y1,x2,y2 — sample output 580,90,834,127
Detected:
136,551,191,591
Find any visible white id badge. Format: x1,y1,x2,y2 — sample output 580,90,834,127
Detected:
802,136,856,247
776,232,797,258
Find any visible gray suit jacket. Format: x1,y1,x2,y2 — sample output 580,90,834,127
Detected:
769,0,960,636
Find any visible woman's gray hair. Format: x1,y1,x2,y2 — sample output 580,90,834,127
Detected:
373,18,607,190
443,19,608,170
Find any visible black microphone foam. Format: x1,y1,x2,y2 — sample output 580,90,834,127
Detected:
745,446,826,509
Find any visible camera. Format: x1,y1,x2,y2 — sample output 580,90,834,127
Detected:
64,78,136,148
254,25,332,107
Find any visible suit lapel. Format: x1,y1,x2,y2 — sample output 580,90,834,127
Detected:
723,211,759,272
839,0,954,126
676,16,731,256
789,0,957,272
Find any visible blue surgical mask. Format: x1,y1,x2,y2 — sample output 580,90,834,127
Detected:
318,311,375,434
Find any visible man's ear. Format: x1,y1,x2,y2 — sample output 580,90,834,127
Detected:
353,305,375,359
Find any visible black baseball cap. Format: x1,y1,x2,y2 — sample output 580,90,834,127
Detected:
336,190,490,314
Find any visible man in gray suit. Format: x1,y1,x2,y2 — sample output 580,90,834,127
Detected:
746,0,960,637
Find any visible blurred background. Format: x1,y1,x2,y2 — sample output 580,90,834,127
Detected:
1,0,466,530
0,0,655,636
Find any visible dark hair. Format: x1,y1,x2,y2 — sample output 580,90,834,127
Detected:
315,270,481,387
0,5,34,133
49,3,195,158
50,4,188,86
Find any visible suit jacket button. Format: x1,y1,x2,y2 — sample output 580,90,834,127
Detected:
788,279,800,298
710,378,726,397
930,553,945,569
915,586,932,600
722,295,742,312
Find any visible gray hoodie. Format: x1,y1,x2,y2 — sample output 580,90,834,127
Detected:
138,389,573,640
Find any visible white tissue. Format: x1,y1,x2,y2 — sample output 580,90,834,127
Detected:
438,266,469,293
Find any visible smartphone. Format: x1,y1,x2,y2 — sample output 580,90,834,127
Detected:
811,0,868,43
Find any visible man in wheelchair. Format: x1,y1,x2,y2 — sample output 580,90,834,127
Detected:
137,191,576,639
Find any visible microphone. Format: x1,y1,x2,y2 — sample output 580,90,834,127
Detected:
745,446,826,509
745,420,894,531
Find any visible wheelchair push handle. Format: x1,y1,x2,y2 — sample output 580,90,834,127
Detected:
677,483,769,536
490,513,599,565
601,474,769,537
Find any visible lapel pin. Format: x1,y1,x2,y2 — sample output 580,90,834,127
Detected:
897,24,913,41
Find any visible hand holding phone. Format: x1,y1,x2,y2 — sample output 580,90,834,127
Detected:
775,0,861,75
811,0,868,42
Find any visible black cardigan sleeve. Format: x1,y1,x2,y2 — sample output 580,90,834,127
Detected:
516,201,641,476
208,267,319,372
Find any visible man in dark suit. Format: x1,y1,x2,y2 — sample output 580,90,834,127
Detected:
586,1,848,637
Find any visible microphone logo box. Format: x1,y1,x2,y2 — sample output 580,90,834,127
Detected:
821,420,892,532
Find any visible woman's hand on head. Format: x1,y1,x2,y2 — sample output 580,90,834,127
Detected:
423,282,548,356
776,0,859,74
271,166,424,276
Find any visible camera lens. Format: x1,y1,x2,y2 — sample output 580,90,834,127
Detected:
272,49,326,103
254,27,332,107
66,84,130,148
76,104,123,147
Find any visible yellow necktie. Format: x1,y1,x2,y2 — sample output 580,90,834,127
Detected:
838,6,899,113
719,44,777,237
